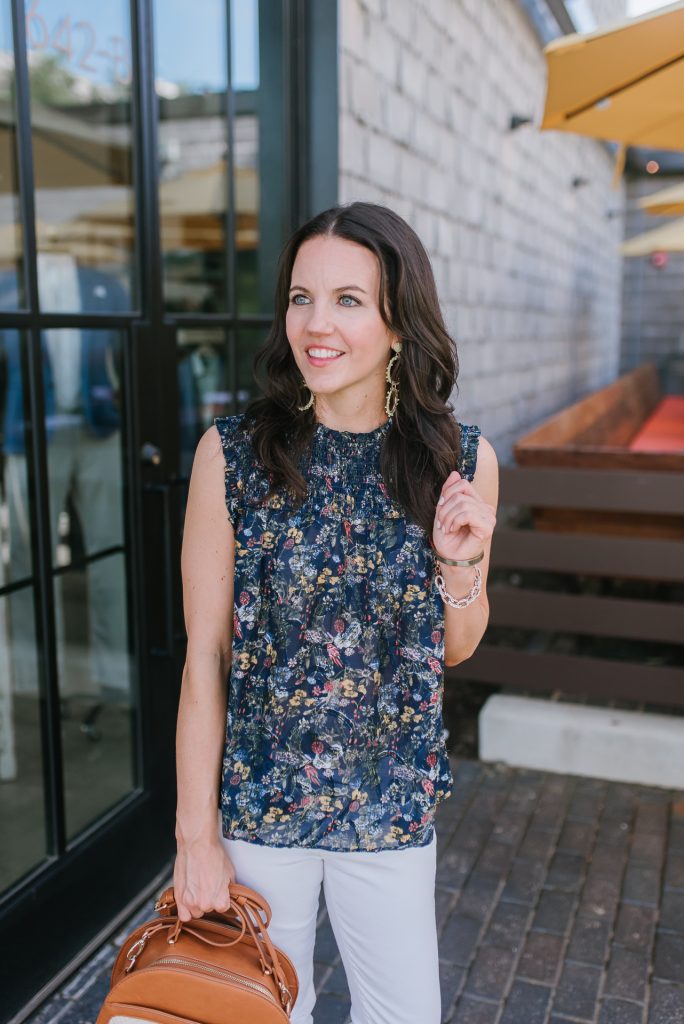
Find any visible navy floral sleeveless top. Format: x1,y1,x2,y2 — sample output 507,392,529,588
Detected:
215,413,481,852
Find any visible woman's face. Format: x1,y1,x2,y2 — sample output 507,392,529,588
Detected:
286,235,396,412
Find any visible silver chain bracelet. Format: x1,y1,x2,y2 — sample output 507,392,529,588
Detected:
435,566,482,608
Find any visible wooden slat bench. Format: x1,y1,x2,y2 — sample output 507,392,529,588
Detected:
628,395,684,453
513,364,684,538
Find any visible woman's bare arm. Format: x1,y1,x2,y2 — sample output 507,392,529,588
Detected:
174,423,236,920
440,435,499,666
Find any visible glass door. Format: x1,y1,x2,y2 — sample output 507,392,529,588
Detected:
0,0,178,1013
0,0,323,1016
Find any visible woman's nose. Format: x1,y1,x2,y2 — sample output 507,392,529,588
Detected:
306,306,335,335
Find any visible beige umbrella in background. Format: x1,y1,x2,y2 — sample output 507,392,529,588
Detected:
0,99,132,267
621,216,684,255
639,181,684,216
0,219,129,267
73,161,258,251
541,1,684,151
0,161,259,264
0,100,131,192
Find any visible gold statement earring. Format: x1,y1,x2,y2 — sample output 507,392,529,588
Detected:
385,342,402,417
297,378,315,412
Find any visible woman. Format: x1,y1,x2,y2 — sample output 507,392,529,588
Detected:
173,202,498,1024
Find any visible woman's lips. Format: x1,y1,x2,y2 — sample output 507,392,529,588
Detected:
306,349,345,367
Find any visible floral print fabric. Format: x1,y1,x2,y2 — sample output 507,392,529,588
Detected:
214,413,481,852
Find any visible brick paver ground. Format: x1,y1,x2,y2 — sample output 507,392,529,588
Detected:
23,757,684,1024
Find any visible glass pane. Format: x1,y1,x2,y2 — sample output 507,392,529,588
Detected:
0,333,47,880
42,327,124,570
176,329,265,473
154,0,228,314
233,0,285,316
1,334,48,887
26,0,135,307
38,326,130,838
0,2,24,308
1,329,33,592
155,1,287,315
177,327,230,478
237,326,266,412
0,585,48,888
58,553,134,841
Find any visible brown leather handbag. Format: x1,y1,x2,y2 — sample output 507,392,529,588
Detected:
95,883,299,1024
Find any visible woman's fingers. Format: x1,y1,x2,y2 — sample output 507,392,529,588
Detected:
171,848,235,921
437,471,461,503
176,897,194,922
439,511,473,535
176,892,226,919
173,862,192,920
439,476,478,504
436,494,476,530
437,495,495,537
213,896,232,914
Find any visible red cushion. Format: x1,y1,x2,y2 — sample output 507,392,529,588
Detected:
628,396,684,453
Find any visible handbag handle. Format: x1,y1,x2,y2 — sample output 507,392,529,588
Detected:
155,882,272,928
153,884,293,1014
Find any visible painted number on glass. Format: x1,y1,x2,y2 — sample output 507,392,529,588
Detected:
25,1,131,85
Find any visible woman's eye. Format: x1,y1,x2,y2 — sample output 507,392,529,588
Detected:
290,294,310,305
339,294,358,307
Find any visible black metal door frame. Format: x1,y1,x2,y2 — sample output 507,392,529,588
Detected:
0,0,338,1019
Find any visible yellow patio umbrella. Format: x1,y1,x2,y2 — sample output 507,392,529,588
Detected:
639,181,684,216
621,216,684,255
541,1,684,151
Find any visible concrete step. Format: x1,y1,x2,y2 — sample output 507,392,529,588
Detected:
479,694,684,788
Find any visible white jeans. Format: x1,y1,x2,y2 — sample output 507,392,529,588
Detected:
219,821,441,1024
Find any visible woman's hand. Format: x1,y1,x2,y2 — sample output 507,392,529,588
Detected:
432,470,497,562
173,833,236,922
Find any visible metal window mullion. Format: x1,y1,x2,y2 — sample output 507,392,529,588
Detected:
128,0,170,796
0,313,138,329
130,0,164,323
288,0,309,228
304,0,338,216
120,323,147,792
11,0,68,855
166,313,273,328
225,2,237,412
10,0,39,313
23,325,68,856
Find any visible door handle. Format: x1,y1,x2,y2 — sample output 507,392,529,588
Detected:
141,442,162,466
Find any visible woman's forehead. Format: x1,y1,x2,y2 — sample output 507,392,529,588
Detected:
291,236,380,285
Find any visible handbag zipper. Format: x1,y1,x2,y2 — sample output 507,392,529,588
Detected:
150,956,279,1006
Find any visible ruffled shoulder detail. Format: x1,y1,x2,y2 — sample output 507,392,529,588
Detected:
457,422,481,482
214,413,254,527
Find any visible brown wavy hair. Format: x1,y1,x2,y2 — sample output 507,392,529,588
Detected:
242,201,462,535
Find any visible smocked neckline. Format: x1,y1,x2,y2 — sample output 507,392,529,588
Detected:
307,416,392,473
314,417,392,440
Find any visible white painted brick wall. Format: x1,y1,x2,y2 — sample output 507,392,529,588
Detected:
588,0,628,25
338,0,626,462
621,175,684,381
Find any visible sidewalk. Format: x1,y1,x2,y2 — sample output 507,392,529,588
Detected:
24,757,684,1024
